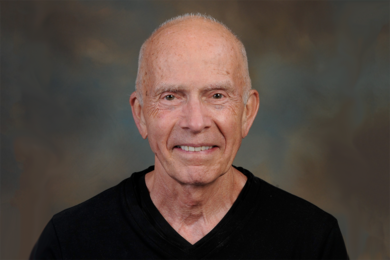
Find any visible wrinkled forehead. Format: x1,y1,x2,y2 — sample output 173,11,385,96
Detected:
142,19,244,84
149,19,240,56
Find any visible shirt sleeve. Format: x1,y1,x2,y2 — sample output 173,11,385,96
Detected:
30,219,62,260
320,221,349,260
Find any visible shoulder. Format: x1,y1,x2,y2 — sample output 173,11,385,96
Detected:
30,178,129,259
234,167,348,259
258,181,348,258
51,178,127,230
31,168,153,259
260,178,335,225
51,167,149,227
49,166,152,233
237,166,338,237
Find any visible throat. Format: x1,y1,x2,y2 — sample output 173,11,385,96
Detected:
160,193,230,241
145,165,247,245
175,220,214,245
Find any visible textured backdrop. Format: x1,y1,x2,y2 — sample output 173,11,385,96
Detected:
1,1,389,259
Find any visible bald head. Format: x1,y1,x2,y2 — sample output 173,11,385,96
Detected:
129,14,260,186
135,14,251,104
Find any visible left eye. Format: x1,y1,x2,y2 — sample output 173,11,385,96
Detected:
213,93,223,99
164,94,175,100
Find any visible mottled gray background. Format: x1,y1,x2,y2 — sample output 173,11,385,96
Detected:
1,1,388,259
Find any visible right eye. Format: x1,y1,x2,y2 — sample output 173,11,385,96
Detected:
164,94,175,101
213,93,224,99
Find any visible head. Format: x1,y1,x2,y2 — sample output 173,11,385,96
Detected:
130,14,259,185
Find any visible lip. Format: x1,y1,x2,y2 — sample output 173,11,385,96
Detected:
174,143,216,147
173,145,218,153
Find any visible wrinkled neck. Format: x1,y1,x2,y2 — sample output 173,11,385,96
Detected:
145,163,247,240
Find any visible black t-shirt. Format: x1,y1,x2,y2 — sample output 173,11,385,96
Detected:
30,166,349,259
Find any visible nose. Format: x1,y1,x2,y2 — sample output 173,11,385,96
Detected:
179,97,211,133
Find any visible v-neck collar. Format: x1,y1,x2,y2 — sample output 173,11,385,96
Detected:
123,166,261,259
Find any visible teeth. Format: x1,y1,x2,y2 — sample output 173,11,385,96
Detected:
180,146,213,152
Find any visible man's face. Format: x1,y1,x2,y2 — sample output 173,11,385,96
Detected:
134,23,253,185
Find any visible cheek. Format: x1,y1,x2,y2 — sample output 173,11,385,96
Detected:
215,110,243,140
219,102,242,127
145,106,180,143
146,119,168,155
144,102,159,119
223,107,244,143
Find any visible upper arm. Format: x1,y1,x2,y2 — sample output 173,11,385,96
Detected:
320,220,349,260
30,219,62,260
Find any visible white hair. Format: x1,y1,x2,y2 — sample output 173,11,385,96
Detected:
135,13,251,105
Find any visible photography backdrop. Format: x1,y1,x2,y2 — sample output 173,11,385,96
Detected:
1,1,389,259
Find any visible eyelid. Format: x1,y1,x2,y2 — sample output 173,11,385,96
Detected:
161,92,175,97
161,94,173,101
210,91,226,97
161,92,182,102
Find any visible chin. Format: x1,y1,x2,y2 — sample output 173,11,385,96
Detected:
170,165,226,186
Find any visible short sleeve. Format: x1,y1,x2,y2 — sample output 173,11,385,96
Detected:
30,219,62,260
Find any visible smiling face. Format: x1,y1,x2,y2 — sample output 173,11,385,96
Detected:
131,18,258,186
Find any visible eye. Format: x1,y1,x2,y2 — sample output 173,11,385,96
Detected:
164,94,175,101
213,93,223,99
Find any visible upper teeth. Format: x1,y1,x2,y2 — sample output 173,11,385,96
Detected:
180,146,213,152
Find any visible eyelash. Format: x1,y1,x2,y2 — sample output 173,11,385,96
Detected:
164,94,175,100
162,92,225,101
213,93,224,99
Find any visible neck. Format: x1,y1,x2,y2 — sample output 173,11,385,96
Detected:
145,161,247,244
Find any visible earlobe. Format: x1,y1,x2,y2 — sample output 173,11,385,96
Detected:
242,90,260,138
129,92,148,139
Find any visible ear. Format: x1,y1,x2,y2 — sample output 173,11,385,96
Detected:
130,92,148,139
241,89,260,138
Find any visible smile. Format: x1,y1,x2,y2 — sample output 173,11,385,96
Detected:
177,146,214,152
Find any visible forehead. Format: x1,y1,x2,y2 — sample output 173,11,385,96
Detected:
143,19,244,91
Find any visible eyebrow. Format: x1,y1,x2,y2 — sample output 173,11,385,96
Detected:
154,84,187,95
154,81,234,95
202,83,233,93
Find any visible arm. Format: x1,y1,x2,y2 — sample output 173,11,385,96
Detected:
30,219,62,260
320,221,349,260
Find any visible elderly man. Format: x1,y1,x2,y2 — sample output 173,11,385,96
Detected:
31,14,349,259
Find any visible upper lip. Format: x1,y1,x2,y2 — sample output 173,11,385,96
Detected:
174,144,216,147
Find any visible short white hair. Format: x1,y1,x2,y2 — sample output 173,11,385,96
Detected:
135,13,251,105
